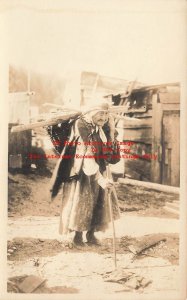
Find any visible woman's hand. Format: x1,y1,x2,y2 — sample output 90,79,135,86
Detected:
97,176,114,190
105,179,114,189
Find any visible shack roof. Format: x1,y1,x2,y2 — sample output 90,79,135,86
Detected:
132,82,180,93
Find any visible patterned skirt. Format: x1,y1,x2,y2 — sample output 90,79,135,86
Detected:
59,172,120,235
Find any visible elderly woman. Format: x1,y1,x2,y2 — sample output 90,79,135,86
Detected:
50,102,120,246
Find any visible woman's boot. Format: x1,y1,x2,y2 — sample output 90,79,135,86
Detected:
73,231,84,246
86,229,100,245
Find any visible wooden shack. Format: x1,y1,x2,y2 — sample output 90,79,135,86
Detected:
63,71,140,107
8,92,32,170
109,83,180,187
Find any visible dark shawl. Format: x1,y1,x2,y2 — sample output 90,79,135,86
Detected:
50,118,120,198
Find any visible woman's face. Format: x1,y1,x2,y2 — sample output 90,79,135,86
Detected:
92,111,109,127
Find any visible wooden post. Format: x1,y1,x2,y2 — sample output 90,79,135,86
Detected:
151,93,163,183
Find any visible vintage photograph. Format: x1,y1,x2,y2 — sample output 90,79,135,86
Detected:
1,0,186,299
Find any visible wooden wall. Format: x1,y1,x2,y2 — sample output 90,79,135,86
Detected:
121,84,180,187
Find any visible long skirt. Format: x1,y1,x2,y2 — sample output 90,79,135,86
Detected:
59,172,120,235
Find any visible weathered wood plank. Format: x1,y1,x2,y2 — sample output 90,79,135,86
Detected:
128,236,167,255
161,103,180,111
122,116,152,127
118,178,180,194
123,127,152,143
159,90,180,104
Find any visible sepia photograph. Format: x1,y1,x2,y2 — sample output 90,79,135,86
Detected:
0,0,186,299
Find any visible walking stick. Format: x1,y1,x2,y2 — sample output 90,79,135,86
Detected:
106,165,117,270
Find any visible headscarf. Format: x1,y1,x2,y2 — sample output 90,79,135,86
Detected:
82,102,110,143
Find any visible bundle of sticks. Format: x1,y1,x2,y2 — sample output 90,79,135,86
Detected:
11,104,140,133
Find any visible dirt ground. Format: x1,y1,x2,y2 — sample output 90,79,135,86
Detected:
8,171,179,219
7,171,180,296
